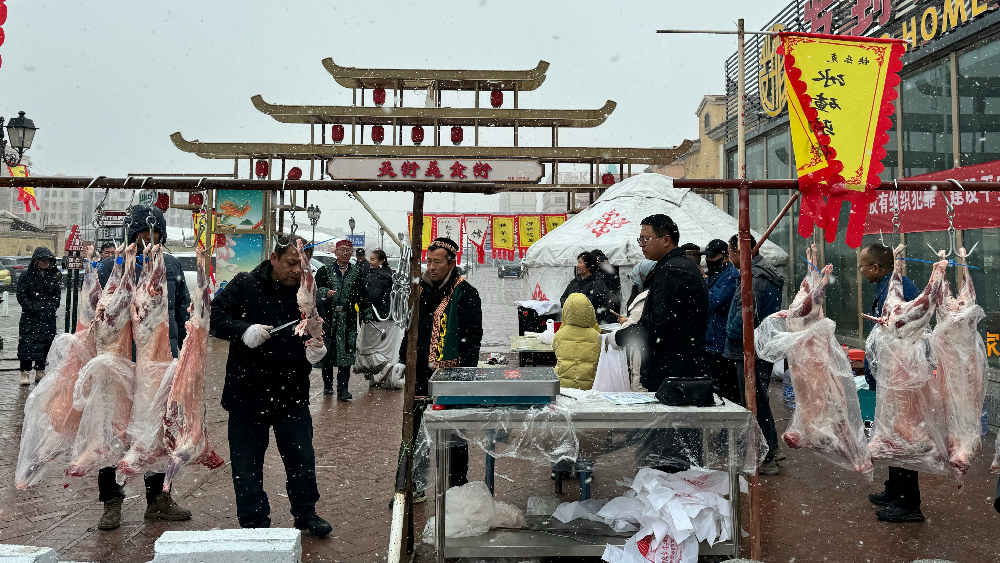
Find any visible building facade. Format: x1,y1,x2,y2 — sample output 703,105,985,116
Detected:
721,0,1000,419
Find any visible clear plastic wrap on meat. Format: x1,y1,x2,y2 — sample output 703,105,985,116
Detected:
67,244,138,478
16,247,102,488
162,249,224,490
932,248,988,475
755,244,872,476
866,245,951,475
118,244,177,483
294,239,324,342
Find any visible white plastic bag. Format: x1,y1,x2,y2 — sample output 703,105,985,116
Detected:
488,501,527,529
445,481,496,538
593,333,630,392
537,320,556,345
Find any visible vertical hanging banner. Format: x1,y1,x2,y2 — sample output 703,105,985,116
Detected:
8,165,38,213
465,215,490,264
779,32,905,248
491,215,516,261
517,215,542,258
435,215,464,264
408,213,435,261
543,213,567,234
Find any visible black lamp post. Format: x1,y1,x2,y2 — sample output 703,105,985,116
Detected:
379,226,385,250
1,111,38,166
307,204,321,245
349,217,356,237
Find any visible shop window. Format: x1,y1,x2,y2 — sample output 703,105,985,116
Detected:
901,62,954,176
746,139,766,180
766,131,791,180
880,99,900,181
823,205,861,340
960,228,1000,369
959,38,1000,167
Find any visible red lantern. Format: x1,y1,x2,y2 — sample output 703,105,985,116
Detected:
154,192,170,212
371,125,385,145
601,173,616,186
490,89,503,108
330,124,345,144
188,192,204,206
373,88,386,106
255,159,269,179
287,167,302,181
451,126,463,146
411,126,425,146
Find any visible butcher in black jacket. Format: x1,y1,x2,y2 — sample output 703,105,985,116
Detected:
391,237,483,496
210,234,333,537
614,214,709,470
560,251,615,324
366,248,393,318
94,205,192,532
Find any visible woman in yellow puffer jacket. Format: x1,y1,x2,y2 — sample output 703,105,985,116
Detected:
553,292,601,390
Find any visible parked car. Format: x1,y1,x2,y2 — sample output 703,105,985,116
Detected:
170,251,218,297
497,260,526,279
0,264,10,288
1,256,31,284
311,251,338,267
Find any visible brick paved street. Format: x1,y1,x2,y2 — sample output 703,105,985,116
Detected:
0,268,999,562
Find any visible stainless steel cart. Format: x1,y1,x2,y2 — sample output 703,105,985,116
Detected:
423,390,754,561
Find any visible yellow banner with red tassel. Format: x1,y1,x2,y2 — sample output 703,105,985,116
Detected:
779,32,905,248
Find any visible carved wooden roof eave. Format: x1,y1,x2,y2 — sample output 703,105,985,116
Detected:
322,59,549,91
251,95,616,128
170,132,694,166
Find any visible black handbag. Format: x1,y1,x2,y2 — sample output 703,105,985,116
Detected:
655,377,716,407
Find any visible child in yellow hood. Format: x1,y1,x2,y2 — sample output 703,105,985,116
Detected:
553,292,601,390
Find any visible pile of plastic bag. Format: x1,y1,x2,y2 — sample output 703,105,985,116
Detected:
422,481,527,544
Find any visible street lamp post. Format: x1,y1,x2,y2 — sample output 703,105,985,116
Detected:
1,111,38,166
379,226,385,250
349,217,356,237
307,204,321,245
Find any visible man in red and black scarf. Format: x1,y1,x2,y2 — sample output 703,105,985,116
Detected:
393,237,482,494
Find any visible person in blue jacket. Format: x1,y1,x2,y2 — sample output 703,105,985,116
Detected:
859,243,924,524
724,233,784,475
703,239,740,404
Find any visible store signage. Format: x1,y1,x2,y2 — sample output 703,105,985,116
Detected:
327,157,542,183
759,24,788,117
100,210,126,226
65,225,84,252
865,158,1000,234
66,257,85,270
137,189,156,207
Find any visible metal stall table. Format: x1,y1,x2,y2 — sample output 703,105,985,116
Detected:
423,389,754,561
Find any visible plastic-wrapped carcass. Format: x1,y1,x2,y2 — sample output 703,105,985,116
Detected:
755,244,872,476
866,245,951,475
67,244,138,477
117,244,177,482
15,247,102,488
932,248,988,475
162,249,224,490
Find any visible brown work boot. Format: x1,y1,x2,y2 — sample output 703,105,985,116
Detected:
19,371,30,386
98,494,125,530
35,370,45,383
144,492,192,521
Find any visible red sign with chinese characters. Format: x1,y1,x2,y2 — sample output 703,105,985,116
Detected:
864,159,1000,234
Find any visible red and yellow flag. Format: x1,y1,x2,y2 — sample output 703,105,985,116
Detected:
491,215,516,261
517,215,542,258
779,32,905,247
8,165,39,213
543,213,567,234
407,213,435,261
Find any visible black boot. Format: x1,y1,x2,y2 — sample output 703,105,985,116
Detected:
322,367,334,395
337,366,353,401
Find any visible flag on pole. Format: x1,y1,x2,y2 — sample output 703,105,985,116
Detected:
8,165,39,213
780,32,905,248
465,216,490,264
517,215,542,258
543,213,567,234
408,213,435,261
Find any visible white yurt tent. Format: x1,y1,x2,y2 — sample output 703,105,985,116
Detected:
524,173,788,303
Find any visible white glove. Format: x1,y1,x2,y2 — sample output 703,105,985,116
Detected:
305,340,328,364
606,331,623,351
391,363,406,383
242,324,273,349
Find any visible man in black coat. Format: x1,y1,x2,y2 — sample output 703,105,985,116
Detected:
16,246,61,386
391,237,483,495
614,214,708,470
95,205,193,531
210,234,332,537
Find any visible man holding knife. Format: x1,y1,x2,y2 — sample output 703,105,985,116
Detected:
210,234,332,536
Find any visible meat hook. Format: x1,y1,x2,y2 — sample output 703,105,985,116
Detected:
90,176,110,229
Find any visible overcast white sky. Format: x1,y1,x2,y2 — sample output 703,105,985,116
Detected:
1,0,779,239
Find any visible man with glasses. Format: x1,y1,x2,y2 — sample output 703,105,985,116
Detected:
858,243,923,523
615,215,708,469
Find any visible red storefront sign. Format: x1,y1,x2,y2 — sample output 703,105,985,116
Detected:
864,159,1000,234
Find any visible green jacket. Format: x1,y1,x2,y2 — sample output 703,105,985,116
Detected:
315,262,374,368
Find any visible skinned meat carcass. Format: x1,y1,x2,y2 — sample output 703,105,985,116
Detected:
15,247,103,489
117,244,177,483
162,249,224,490
932,248,988,475
865,244,951,475
294,239,324,343
67,244,138,478
755,244,872,475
